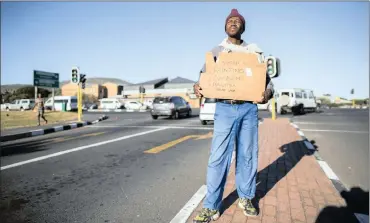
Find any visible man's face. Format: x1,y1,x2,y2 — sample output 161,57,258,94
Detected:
226,16,242,37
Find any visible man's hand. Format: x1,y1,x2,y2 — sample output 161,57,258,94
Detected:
254,89,273,104
194,83,203,98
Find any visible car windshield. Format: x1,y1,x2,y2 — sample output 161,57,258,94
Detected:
204,98,216,103
153,97,171,103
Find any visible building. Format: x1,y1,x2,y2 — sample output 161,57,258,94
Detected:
102,82,124,98
61,83,107,99
61,76,201,108
122,77,199,108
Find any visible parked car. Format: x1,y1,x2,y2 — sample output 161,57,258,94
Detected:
2,99,35,111
151,96,192,120
45,96,78,111
274,88,318,115
125,101,147,110
199,98,216,125
100,98,125,110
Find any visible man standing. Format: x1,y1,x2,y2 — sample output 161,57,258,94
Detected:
193,9,274,222
35,93,48,126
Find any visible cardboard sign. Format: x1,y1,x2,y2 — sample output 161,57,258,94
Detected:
199,52,267,102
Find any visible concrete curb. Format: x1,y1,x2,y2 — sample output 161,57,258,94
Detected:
0,115,109,143
289,119,368,223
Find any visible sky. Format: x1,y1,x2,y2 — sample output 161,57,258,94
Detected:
1,2,369,99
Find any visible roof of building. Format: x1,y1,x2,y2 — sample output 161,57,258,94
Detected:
131,77,168,86
167,77,196,84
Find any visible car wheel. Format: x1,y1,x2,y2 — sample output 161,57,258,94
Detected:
20,107,24,111
201,120,207,125
174,111,179,119
187,109,192,117
152,115,158,120
299,105,305,114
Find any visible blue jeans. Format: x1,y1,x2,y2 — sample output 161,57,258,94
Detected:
203,102,259,210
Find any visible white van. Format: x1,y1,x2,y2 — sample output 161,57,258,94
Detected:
45,96,78,111
275,88,318,115
100,98,124,110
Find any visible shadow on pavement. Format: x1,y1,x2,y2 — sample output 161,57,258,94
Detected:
1,139,53,156
221,139,316,215
315,187,369,223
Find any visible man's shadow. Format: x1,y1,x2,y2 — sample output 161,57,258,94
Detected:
315,187,369,223
221,139,317,214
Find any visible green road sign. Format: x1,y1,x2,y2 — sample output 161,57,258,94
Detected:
33,70,60,88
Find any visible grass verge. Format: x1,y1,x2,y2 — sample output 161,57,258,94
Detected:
1,111,78,130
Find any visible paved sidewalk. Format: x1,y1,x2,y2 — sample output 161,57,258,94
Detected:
186,118,347,223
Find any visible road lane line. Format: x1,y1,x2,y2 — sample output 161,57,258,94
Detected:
300,129,368,134
144,132,213,154
88,125,215,130
171,151,236,223
170,185,207,223
144,135,195,154
1,127,168,171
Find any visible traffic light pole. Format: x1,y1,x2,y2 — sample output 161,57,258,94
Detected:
271,98,276,120
78,83,82,122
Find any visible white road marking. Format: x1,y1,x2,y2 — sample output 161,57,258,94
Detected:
1,127,168,171
300,129,368,134
317,161,340,181
88,125,215,130
294,121,361,126
171,151,236,223
170,185,207,223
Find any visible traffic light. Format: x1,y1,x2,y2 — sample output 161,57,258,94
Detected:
71,67,80,84
80,74,87,89
265,56,279,78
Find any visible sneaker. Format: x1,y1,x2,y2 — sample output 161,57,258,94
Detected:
238,198,258,216
193,208,220,223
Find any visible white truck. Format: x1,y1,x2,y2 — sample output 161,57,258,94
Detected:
1,99,35,111
274,88,318,115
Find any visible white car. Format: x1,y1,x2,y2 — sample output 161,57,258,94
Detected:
199,98,216,125
100,98,124,110
274,88,318,115
125,101,147,110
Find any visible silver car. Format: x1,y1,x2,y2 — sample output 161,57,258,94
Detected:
151,96,192,120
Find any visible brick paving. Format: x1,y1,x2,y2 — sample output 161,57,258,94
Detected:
186,118,346,223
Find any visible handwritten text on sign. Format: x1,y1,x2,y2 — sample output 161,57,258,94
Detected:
207,67,252,93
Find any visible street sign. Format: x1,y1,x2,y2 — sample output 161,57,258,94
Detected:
33,70,59,88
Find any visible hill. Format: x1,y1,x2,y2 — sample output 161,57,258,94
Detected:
60,77,131,86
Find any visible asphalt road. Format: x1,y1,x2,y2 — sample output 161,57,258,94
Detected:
289,108,369,192
1,108,368,223
1,111,213,223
